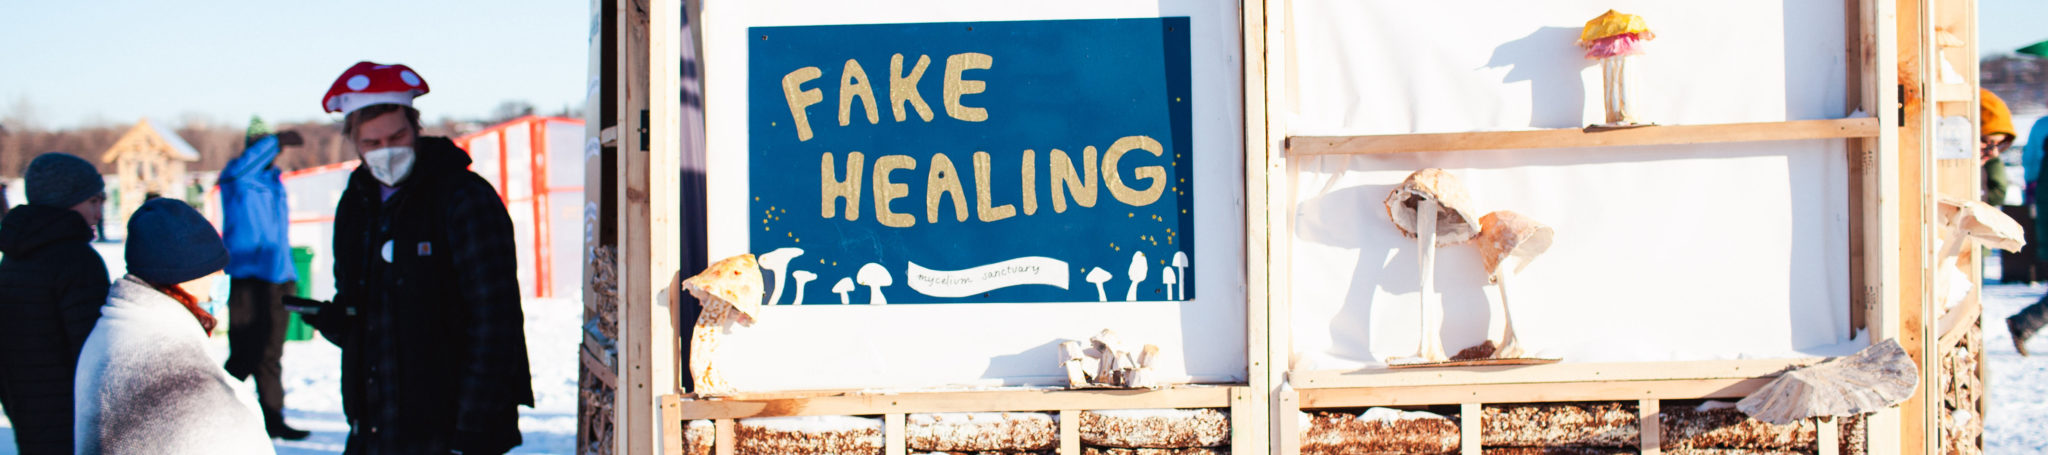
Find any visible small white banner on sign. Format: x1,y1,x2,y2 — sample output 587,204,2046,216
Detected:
907,257,1070,298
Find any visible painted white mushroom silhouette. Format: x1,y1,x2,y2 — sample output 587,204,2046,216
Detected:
832,277,856,304
1171,251,1189,300
1086,268,1113,302
1159,266,1178,300
1124,252,1149,301
757,247,804,305
856,263,893,305
789,270,818,305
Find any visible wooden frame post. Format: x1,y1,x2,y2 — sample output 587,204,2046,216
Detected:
1244,0,1284,453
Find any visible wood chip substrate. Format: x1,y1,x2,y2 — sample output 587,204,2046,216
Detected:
683,420,713,455
578,369,614,455
908,412,1057,452
1481,448,1632,455
915,452,1052,455
1300,408,1459,455
1941,324,1984,454
734,415,885,455
1081,448,1227,455
1659,403,1815,451
1080,409,1230,448
1482,403,1638,449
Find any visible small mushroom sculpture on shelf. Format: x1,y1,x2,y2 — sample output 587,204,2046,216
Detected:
680,254,766,396
1470,210,1557,361
1056,329,1163,389
1579,10,1655,127
1383,169,1483,364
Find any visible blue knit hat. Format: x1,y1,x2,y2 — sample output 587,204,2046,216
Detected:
125,198,229,286
24,152,103,208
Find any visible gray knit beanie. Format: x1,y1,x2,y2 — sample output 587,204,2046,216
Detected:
24,152,104,208
125,198,229,286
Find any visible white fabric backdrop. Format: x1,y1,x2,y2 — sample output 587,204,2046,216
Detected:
1285,0,1859,370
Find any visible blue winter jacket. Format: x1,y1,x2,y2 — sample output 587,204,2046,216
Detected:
219,136,297,283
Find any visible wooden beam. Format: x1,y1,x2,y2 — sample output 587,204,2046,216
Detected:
1291,358,1818,389
583,349,619,388
1246,0,1286,453
1640,399,1662,455
1459,403,1481,455
1820,417,1842,455
1860,0,1904,450
662,395,684,455
1287,118,1881,156
1937,300,1982,348
1058,410,1081,455
1933,83,1974,102
674,387,1234,420
713,418,735,455
884,413,906,455
618,0,657,453
1296,378,1775,409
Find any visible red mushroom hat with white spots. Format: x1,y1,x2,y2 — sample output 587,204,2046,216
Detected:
321,61,429,115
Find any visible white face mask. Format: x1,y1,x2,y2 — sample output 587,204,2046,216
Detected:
362,146,416,186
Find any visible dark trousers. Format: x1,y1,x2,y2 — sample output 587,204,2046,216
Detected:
225,277,294,426
2015,293,2048,341
2003,205,2040,283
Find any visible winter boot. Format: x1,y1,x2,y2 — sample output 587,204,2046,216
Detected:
267,415,311,440
2010,316,2035,357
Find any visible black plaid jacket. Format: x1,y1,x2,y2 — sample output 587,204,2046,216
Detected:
313,136,534,455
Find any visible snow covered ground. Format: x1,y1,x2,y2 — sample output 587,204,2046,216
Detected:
0,242,578,454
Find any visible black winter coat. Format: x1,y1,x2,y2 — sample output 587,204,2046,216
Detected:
0,204,109,455
309,137,534,455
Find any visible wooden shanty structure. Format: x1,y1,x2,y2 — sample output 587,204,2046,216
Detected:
100,118,200,227
584,0,1995,454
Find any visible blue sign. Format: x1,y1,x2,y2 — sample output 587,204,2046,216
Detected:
749,18,1194,305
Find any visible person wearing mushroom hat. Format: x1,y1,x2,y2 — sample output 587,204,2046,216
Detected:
0,152,110,454
74,198,275,454
301,61,533,453
218,115,311,440
1980,88,2016,207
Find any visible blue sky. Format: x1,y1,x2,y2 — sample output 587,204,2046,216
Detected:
0,1,2042,130
1983,0,2048,58
0,0,588,129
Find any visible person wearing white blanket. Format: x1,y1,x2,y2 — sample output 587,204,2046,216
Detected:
73,198,273,455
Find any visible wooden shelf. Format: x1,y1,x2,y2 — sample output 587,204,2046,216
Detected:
1297,378,1774,408
1288,118,1880,156
1291,358,1820,390
671,385,1236,420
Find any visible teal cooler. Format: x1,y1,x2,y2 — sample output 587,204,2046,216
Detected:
286,246,316,341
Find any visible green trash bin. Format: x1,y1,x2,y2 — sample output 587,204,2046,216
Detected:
286,246,317,341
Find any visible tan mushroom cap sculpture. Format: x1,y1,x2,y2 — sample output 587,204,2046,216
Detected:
1384,169,1483,363
680,253,766,396
1934,197,2026,311
1474,211,1555,359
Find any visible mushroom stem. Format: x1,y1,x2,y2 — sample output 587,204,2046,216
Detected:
1094,282,1108,302
1494,273,1525,359
1416,200,1447,362
1174,266,1185,300
1602,56,1635,126
867,285,888,305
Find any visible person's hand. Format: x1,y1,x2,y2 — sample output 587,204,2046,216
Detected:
277,131,305,147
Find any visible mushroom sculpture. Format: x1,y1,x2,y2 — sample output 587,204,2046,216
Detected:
856,263,893,305
1125,251,1150,301
1087,268,1114,302
1578,10,1655,127
679,254,766,396
1473,211,1555,359
1934,197,2026,312
832,277,856,304
789,270,818,305
756,247,804,305
1160,266,1178,300
1383,169,1483,364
